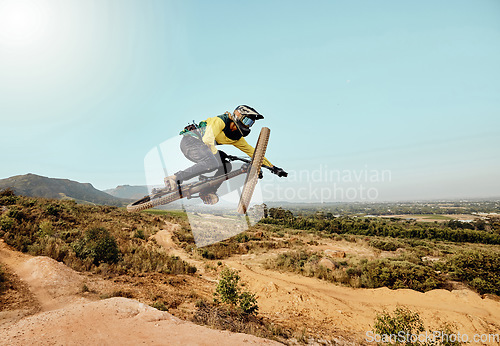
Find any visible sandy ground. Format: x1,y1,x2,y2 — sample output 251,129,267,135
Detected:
225,255,500,343
2,220,500,345
149,224,500,344
0,297,280,345
0,239,279,345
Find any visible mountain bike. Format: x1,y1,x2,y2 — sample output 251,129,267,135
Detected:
127,127,286,213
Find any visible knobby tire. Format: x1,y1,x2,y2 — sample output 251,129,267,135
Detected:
237,127,270,214
126,191,181,212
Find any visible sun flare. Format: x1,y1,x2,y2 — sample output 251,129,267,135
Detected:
0,0,50,45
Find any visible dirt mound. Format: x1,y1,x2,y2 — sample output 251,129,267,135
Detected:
19,256,84,292
0,239,280,345
15,256,88,312
0,265,39,326
0,297,280,345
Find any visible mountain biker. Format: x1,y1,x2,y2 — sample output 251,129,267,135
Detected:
164,105,286,205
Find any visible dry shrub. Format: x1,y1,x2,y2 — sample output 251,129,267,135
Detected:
121,241,196,275
267,251,443,292
197,242,243,260
193,303,290,342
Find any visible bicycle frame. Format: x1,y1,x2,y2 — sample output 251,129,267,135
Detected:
176,162,250,200
149,155,271,201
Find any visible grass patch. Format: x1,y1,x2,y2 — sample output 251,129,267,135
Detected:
144,209,188,221
151,301,168,311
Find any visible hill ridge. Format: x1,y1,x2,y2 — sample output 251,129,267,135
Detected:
104,184,149,200
0,173,129,206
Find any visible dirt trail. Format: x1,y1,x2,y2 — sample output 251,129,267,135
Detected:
146,226,500,343
0,239,279,345
0,240,88,312
224,256,500,342
153,221,181,252
153,221,211,278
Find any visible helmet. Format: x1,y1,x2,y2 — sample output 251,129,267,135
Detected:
232,105,263,137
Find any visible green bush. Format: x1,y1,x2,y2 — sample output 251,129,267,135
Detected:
234,233,249,243
214,268,259,316
45,203,63,217
444,250,500,295
0,188,14,196
199,248,216,260
238,291,259,315
197,242,243,260
373,307,424,345
133,229,145,239
370,239,402,251
372,307,462,345
214,268,241,306
38,221,54,237
73,227,120,266
121,245,196,275
0,215,15,231
0,188,18,205
361,259,442,292
7,208,26,222
271,250,319,273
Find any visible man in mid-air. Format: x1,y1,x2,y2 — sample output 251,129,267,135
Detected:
164,105,286,204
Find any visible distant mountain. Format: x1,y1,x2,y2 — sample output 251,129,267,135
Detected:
0,173,130,206
104,185,149,200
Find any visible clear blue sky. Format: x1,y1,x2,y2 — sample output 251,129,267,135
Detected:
1,0,499,201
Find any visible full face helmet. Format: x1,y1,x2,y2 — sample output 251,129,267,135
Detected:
232,105,264,137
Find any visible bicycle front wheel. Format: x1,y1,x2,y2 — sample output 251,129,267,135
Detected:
237,127,270,214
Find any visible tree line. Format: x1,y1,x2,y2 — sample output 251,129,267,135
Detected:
261,207,500,245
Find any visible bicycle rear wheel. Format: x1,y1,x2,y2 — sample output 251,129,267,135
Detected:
237,127,270,214
126,190,181,212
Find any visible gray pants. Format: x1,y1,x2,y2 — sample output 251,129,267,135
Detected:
174,135,231,192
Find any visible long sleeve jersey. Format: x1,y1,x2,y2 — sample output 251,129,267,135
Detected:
182,114,273,167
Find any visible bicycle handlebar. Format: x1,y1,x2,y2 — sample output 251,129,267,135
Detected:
225,155,287,177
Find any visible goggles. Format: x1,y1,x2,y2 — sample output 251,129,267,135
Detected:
239,115,255,128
